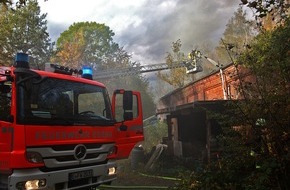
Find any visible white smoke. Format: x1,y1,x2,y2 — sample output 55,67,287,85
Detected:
41,0,241,64
115,0,241,63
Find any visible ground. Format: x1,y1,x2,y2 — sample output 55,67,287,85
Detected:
98,159,181,190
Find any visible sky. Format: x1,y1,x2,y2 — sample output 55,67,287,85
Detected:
39,0,241,64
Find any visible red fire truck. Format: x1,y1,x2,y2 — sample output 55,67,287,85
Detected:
0,53,144,190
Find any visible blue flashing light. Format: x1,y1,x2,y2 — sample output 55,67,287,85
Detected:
15,53,29,63
82,66,93,75
81,66,93,80
14,53,29,68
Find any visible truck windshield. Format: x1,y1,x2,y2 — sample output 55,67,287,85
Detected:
17,75,114,126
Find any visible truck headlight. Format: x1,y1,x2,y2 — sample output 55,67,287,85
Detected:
26,152,43,163
25,179,46,190
16,179,46,190
108,167,116,176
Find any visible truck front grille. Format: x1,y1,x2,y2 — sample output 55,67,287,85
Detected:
27,143,114,169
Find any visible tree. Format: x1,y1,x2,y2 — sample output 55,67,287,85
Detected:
185,18,290,190
215,7,257,64
51,30,85,68
240,0,289,29
227,17,290,189
238,17,290,124
55,22,156,118
53,22,119,69
0,0,27,9
0,0,52,68
237,17,290,132
157,39,192,88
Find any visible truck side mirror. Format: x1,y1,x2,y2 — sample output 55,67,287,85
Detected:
112,89,141,122
123,91,133,121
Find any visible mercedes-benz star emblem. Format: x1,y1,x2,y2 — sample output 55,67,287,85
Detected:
74,144,87,161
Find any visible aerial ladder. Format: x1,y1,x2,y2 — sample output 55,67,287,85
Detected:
94,50,203,80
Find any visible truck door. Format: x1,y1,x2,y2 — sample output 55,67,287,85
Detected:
0,81,13,173
112,90,143,159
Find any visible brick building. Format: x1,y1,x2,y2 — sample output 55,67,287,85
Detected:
156,63,254,161
156,63,253,115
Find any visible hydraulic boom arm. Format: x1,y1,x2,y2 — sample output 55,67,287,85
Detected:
94,50,203,80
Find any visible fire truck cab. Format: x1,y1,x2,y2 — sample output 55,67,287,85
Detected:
0,53,144,190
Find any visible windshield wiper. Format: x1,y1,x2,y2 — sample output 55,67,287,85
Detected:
75,116,115,126
77,111,112,121
51,117,76,125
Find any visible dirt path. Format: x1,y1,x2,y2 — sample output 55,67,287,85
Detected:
98,159,180,190
112,171,179,187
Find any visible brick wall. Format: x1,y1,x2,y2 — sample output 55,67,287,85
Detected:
156,64,254,114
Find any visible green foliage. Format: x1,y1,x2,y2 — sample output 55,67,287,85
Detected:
52,30,85,68
0,0,26,9
240,0,289,31
240,0,289,20
236,21,290,190
215,7,256,65
177,18,290,190
157,39,192,88
54,22,156,117
177,111,289,189
238,18,290,126
0,0,53,67
143,121,167,153
54,22,119,68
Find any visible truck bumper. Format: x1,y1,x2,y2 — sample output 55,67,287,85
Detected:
8,160,117,190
